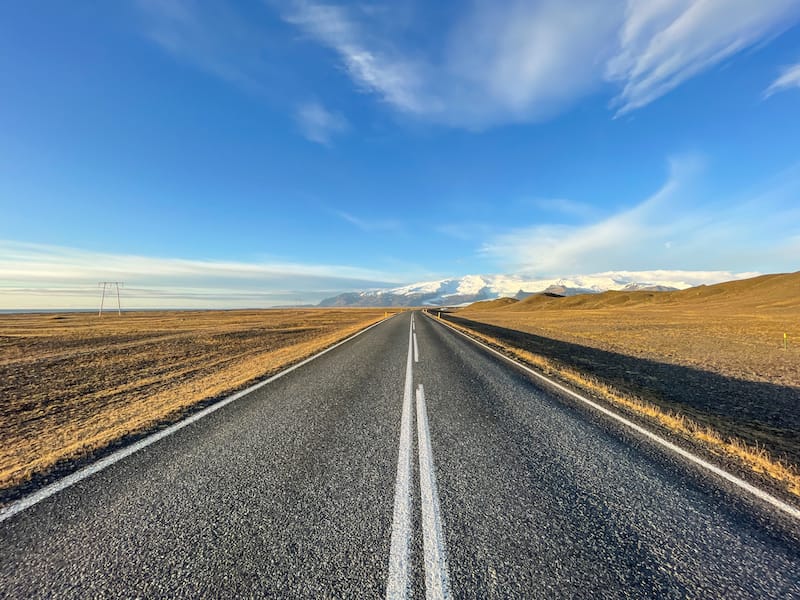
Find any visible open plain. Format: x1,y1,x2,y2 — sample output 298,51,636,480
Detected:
0,308,393,501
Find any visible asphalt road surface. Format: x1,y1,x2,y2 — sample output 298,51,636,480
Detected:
2,312,799,598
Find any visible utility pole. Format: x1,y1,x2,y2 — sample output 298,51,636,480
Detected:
98,282,124,316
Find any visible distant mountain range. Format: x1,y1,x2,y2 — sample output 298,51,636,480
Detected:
317,271,752,307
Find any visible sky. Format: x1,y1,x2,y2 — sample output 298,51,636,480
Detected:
1,1,800,308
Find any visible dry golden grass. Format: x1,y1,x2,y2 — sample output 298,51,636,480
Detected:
0,309,397,496
440,317,800,498
463,272,800,387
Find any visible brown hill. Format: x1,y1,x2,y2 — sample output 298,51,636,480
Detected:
463,297,519,311
496,272,800,313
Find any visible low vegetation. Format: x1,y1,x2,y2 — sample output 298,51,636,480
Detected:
462,272,800,388
0,309,395,501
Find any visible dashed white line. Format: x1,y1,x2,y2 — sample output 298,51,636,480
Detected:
386,316,416,599
416,384,452,600
413,332,419,363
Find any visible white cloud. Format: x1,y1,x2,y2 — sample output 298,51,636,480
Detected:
482,156,800,275
763,61,800,98
608,0,800,114
0,241,403,309
442,0,621,125
296,101,349,144
282,1,800,127
283,1,430,113
138,1,800,127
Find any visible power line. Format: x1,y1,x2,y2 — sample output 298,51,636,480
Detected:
98,282,124,316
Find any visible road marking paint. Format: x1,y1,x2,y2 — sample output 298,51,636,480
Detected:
415,384,452,600
0,316,395,524
413,332,419,363
427,314,800,522
386,315,416,600
487,565,499,599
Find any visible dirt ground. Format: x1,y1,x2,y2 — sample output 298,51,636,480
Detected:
0,309,394,500
460,308,800,388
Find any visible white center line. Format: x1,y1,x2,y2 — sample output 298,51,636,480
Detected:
386,316,416,600
415,384,452,600
413,332,419,363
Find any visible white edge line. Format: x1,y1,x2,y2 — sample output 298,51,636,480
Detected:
0,315,396,524
425,312,800,522
415,384,452,600
386,314,415,600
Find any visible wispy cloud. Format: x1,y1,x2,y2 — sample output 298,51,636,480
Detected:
0,241,404,309
608,0,800,114
136,0,273,91
283,1,429,113
296,101,349,144
442,0,620,125
763,61,800,98
482,156,800,275
282,1,800,127
137,1,800,128
336,211,402,232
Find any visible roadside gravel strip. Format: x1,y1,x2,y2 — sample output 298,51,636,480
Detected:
1,312,799,597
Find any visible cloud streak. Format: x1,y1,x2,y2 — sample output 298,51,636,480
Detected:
282,0,800,127
0,242,403,309
763,61,800,98
137,1,800,129
482,156,800,275
283,1,429,113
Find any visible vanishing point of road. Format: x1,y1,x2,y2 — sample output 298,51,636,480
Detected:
1,312,799,598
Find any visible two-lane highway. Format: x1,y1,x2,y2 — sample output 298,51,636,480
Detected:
1,311,799,598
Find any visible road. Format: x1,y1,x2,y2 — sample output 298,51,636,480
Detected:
1,311,799,598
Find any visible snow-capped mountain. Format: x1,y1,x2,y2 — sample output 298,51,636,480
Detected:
317,271,757,307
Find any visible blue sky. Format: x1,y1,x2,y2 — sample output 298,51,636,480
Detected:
1,1,800,308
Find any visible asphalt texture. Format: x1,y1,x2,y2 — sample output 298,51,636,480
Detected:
1,311,799,598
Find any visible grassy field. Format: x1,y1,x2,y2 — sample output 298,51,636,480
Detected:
452,272,800,497
464,272,800,388
0,308,395,500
